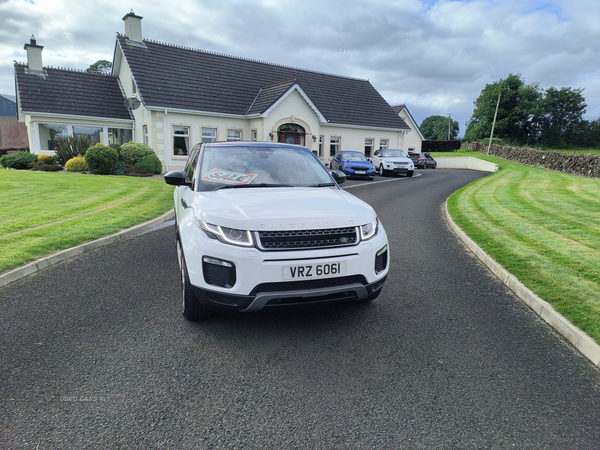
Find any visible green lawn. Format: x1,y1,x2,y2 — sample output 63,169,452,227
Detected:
0,170,174,274
447,153,600,344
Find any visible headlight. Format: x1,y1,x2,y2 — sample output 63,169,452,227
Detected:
200,221,254,247
360,218,378,241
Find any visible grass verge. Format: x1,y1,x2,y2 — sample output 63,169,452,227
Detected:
0,170,174,274
447,153,600,344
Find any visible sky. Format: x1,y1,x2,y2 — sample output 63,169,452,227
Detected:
1,0,600,137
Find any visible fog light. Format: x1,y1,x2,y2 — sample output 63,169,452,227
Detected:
375,245,388,274
203,256,236,288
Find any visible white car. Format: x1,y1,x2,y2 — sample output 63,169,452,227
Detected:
164,141,390,320
370,149,414,177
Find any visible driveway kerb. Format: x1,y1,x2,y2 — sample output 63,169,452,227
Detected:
444,201,600,369
0,210,175,289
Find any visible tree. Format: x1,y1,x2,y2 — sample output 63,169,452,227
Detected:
539,87,587,147
420,115,459,140
86,60,112,75
464,74,543,145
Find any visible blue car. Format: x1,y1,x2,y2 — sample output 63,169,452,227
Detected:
330,150,376,180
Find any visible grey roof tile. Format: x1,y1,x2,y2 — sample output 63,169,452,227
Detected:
119,36,409,130
246,78,298,115
14,64,132,120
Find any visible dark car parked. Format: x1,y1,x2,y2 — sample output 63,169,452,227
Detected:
408,152,437,169
330,150,376,180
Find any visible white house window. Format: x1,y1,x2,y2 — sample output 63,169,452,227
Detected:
73,125,103,145
173,126,190,156
108,128,133,146
365,138,374,157
202,128,217,143
227,129,242,141
379,139,389,150
330,136,340,157
143,125,149,145
38,123,67,151
252,130,258,141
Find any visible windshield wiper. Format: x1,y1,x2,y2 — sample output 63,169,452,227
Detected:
215,183,294,190
308,182,336,187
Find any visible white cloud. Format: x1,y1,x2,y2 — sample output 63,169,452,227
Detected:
2,0,600,135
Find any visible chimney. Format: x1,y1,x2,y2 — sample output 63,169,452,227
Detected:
122,10,143,43
24,35,44,72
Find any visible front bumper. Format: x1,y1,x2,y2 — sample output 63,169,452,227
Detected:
341,167,376,178
192,274,387,312
179,220,390,312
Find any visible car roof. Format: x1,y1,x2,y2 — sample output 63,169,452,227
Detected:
341,151,363,154
201,141,309,150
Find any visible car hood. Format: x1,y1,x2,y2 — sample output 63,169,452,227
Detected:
191,187,375,230
381,157,412,163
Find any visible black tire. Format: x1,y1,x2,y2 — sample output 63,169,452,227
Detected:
406,170,414,177
378,165,386,176
179,243,211,321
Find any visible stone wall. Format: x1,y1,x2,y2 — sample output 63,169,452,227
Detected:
471,142,600,179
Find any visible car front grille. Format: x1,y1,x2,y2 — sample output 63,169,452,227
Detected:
256,227,359,251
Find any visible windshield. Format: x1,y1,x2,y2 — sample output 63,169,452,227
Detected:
197,145,333,191
382,150,408,158
342,152,367,162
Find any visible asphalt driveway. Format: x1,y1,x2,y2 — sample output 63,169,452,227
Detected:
1,169,599,449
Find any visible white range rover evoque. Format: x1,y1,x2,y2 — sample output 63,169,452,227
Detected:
164,141,390,320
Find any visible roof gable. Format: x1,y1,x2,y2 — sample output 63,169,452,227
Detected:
118,35,409,130
246,78,297,116
392,104,424,140
14,64,132,120
247,79,327,123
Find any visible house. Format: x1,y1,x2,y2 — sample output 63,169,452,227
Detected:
14,11,411,171
392,104,424,153
0,93,29,149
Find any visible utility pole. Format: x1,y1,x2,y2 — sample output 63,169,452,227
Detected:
487,91,502,155
448,114,451,140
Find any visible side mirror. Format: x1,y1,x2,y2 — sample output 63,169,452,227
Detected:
367,158,371,162
330,170,346,184
164,170,192,187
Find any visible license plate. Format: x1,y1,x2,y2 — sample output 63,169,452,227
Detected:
283,261,346,280
355,170,365,174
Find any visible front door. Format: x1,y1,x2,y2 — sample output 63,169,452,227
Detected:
277,123,306,146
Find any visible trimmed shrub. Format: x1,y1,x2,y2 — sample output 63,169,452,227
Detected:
134,153,163,174
0,151,38,169
65,156,89,172
421,140,462,152
120,142,156,166
37,154,53,164
84,144,118,175
54,135,92,165
114,162,128,176
31,161,63,171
